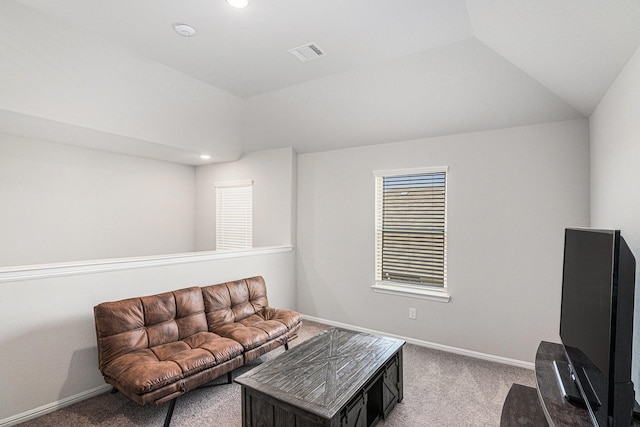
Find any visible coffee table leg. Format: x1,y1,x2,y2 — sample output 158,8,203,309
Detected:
398,347,404,402
241,387,248,427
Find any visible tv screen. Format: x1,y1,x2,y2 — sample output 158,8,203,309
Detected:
559,228,636,426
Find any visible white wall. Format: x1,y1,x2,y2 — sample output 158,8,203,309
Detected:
242,38,582,155
195,147,297,250
0,133,299,426
296,120,590,363
0,248,295,425
0,134,195,267
589,45,640,391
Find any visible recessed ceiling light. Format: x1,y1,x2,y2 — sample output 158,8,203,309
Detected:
200,154,212,160
226,0,249,8
174,24,196,37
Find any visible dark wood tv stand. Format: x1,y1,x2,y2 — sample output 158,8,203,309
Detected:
500,341,592,426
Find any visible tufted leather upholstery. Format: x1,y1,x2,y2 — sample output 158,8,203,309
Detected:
202,276,302,362
93,276,301,407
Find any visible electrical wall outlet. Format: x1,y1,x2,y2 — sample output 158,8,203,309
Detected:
409,307,417,320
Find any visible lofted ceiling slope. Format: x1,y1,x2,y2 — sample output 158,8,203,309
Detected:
466,0,640,117
3,0,640,163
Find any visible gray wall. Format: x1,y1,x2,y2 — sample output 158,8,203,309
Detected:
0,134,196,267
0,1,243,163
195,147,297,250
296,119,590,363
0,249,295,423
589,45,640,393
0,140,298,267
0,141,298,425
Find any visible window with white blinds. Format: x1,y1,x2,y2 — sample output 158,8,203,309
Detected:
215,180,253,251
375,168,447,288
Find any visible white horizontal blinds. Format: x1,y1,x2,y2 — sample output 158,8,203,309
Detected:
215,180,253,250
376,171,447,287
375,177,384,284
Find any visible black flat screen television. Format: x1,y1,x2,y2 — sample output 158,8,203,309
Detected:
557,228,636,426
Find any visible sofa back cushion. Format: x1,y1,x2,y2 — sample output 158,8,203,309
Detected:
202,276,269,330
94,286,207,371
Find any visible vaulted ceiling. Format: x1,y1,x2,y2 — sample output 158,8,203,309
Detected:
2,0,640,164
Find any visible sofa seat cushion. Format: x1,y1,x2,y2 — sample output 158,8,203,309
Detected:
103,332,243,394
212,310,301,351
260,307,302,329
213,318,283,351
213,322,270,351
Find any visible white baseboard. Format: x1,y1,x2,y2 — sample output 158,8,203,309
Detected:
302,315,535,370
1,317,533,426
0,384,112,427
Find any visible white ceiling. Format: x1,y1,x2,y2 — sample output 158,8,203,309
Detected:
16,0,476,98
466,0,640,117
4,0,640,163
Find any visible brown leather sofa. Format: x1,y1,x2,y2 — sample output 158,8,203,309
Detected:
93,276,301,426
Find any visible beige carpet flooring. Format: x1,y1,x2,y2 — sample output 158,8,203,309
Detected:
17,320,535,426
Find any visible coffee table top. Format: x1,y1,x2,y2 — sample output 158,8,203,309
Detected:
235,328,405,419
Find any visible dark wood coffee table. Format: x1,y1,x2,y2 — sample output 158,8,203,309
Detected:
235,328,405,427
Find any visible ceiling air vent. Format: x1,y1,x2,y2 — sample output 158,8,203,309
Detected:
288,42,326,62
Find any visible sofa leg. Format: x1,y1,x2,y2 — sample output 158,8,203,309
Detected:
227,371,233,384
285,342,289,351
110,387,118,394
163,398,177,427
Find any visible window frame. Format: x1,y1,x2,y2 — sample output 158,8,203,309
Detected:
215,179,253,251
372,167,450,302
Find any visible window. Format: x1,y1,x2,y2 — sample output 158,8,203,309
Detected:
215,180,253,250
374,167,448,300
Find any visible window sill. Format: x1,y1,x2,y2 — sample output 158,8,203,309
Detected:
371,282,450,303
